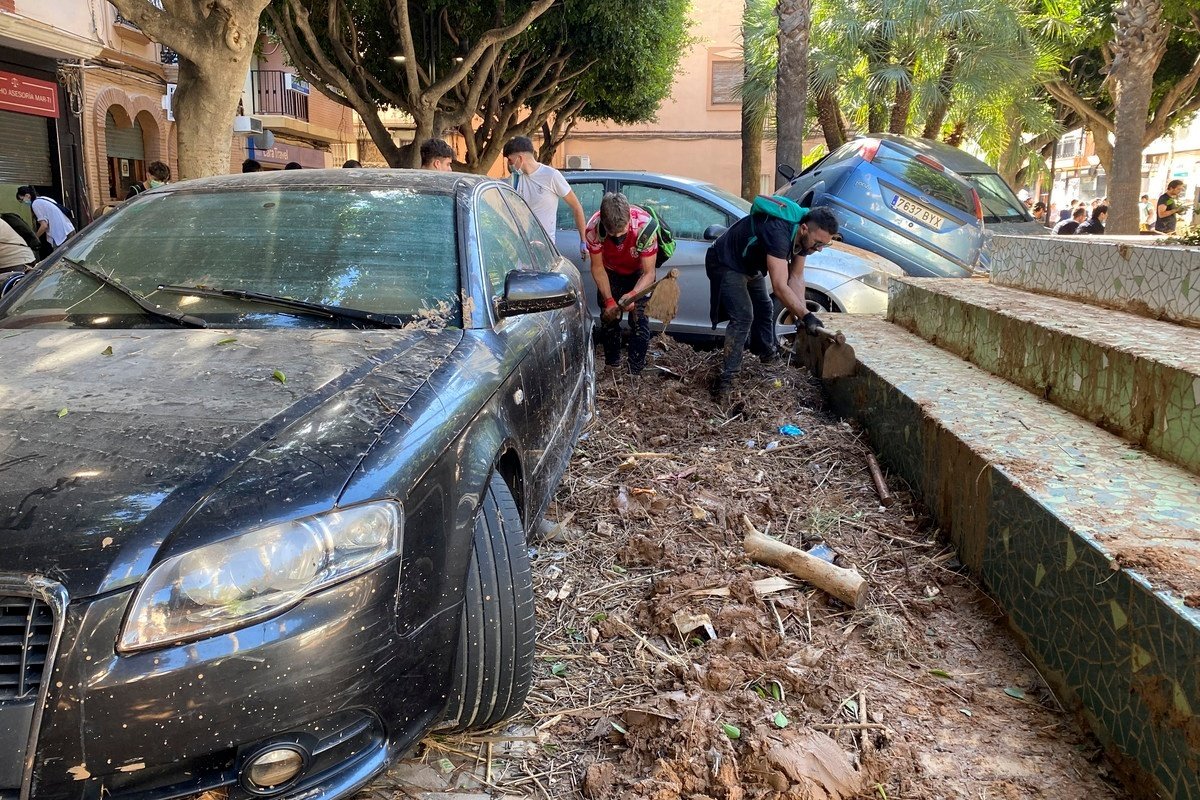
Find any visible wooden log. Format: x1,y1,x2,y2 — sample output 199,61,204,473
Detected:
742,515,868,609
865,452,894,507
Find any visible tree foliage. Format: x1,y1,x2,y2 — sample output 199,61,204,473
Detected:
268,0,690,171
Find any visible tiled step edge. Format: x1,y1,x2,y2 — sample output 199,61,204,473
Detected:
888,277,1200,476
824,315,1200,800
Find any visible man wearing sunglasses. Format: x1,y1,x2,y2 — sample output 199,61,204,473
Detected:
707,205,838,404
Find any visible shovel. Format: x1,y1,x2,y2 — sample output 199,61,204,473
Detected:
777,306,857,379
601,268,681,326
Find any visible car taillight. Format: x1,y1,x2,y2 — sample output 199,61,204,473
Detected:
971,189,984,222
858,139,881,162
915,154,945,171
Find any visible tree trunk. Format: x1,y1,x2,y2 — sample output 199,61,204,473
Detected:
815,88,845,150
944,121,966,147
775,0,810,188
1105,0,1169,235
889,83,912,134
174,54,252,179
920,48,959,139
742,101,764,200
109,0,270,179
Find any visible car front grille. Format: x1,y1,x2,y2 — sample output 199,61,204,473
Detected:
0,595,53,700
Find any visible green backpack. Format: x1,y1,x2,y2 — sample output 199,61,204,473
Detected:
636,206,677,267
742,195,808,257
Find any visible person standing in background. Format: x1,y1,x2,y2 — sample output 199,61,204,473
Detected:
1155,180,1185,234
502,136,587,246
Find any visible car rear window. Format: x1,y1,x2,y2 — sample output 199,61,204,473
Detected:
871,143,975,215
21,187,461,326
962,173,1033,223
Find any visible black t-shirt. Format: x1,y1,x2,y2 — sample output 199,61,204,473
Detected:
1154,192,1178,233
1077,218,1104,235
711,214,796,276
1052,219,1080,235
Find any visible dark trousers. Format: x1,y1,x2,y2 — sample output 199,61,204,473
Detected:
597,270,650,374
719,268,775,381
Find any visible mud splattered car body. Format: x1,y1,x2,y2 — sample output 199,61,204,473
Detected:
0,171,592,799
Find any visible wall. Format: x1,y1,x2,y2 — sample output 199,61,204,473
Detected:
561,0,777,195
990,234,1200,327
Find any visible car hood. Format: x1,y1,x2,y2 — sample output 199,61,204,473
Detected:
807,241,906,280
0,327,462,598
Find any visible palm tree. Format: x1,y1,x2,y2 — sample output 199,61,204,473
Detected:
775,0,812,184
739,0,778,199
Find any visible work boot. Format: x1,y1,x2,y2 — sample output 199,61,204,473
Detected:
710,376,732,405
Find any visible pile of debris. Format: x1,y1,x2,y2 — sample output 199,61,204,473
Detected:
389,340,1125,800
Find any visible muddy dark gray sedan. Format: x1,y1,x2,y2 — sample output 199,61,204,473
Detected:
0,170,592,799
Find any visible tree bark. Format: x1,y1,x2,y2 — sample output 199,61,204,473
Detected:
920,48,959,139
815,88,845,150
775,0,810,188
110,0,270,178
1105,0,1170,235
944,121,966,147
742,100,764,200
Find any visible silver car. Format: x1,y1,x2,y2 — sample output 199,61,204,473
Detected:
555,170,904,336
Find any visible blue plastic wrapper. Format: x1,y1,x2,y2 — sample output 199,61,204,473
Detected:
779,424,804,437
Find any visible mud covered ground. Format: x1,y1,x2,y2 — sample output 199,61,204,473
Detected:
369,338,1130,800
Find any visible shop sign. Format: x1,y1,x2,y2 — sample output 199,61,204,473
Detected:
0,70,59,118
248,140,326,168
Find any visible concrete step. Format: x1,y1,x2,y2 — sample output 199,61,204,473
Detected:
887,277,1200,476
821,315,1200,800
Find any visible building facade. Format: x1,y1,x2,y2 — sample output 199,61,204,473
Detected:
559,0,777,196
0,0,97,223
229,35,358,173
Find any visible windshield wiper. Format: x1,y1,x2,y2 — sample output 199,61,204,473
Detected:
155,284,403,329
59,258,208,328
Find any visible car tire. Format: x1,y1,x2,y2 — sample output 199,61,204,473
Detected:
442,472,535,731
773,289,834,327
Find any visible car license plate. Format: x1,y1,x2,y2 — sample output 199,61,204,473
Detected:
890,193,944,229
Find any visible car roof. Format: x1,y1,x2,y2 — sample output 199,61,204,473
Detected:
560,169,715,188
871,134,995,175
154,168,496,194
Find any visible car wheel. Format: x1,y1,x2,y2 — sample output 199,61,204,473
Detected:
442,472,535,731
773,289,834,327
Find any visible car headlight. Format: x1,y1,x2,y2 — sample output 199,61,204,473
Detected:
856,270,891,292
119,501,402,652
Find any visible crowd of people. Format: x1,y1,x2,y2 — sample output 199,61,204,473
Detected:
1025,179,1190,236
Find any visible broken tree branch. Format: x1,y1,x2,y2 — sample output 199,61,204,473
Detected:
742,515,868,609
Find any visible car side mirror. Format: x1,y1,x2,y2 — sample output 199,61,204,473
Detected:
777,164,796,183
703,224,727,241
496,270,577,318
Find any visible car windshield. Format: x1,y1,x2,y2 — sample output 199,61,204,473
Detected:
0,187,461,329
873,143,975,215
700,183,752,214
962,173,1034,223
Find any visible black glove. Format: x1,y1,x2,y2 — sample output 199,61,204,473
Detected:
800,311,824,336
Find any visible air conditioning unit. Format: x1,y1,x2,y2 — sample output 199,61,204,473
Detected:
233,115,264,136
566,154,591,170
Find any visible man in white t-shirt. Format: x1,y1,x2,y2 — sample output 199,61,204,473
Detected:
502,137,587,249
17,186,75,251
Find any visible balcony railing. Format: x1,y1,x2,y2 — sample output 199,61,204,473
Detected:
250,70,310,121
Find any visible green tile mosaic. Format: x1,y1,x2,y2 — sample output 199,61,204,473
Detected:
822,315,1200,800
887,278,1200,476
